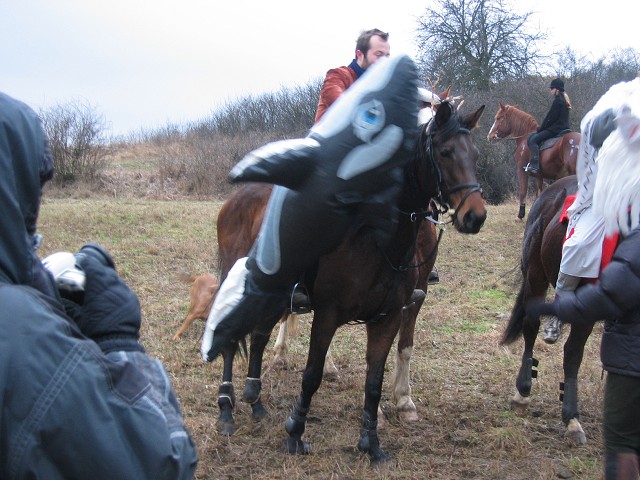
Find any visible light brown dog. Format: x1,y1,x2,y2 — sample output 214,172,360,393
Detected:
173,273,219,341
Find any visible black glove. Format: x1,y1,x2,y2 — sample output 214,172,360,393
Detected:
525,297,558,319
590,108,617,148
66,252,144,354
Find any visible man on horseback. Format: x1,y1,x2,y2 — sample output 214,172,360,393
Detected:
524,78,571,175
201,54,420,362
542,79,637,344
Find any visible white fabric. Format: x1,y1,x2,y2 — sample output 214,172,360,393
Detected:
560,78,640,276
200,257,249,361
593,78,640,236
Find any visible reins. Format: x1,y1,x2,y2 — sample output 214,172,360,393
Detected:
382,115,481,272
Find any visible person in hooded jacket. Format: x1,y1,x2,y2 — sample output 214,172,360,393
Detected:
0,91,197,479
524,78,572,175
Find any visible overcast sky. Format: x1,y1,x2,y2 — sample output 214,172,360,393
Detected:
1,0,637,137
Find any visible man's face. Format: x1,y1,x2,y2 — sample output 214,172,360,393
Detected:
357,35,390,70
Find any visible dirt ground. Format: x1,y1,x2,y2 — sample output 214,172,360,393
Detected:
38,197,607,479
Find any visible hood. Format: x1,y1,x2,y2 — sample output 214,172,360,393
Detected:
0,92,54,286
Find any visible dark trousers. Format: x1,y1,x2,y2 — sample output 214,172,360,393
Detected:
527,130,554,164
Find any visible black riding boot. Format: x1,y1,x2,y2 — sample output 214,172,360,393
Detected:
524,151,540,174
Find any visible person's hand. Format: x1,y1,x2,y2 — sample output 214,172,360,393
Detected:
67,250,144,354
525,297,558,319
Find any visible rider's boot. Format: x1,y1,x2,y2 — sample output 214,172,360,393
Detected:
542,272,581,344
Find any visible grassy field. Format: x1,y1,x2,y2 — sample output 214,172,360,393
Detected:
37,196,606,479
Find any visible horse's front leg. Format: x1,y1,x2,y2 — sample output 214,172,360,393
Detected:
358,317,402,463
283,315,337,455
243,328,274,419
390,289,426,422
218,343,239,435
560,322,594,445
516,158,529,219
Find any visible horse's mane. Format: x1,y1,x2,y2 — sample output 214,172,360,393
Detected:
504,105,538,134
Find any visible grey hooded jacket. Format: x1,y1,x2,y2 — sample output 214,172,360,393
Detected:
0,92,197,479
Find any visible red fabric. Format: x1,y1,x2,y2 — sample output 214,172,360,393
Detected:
314,66,358,122
559,193,619,283
559,194,576,224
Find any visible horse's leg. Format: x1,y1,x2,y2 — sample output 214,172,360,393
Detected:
535,176,544,198
516,160,528,219
560,322,594,445
272,314,291,369
283,314,338,455
243,329,272,419
390,289,426,422
513,307,539,415
218,343,239,435
358,317,402,463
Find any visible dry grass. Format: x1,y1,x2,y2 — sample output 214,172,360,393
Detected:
37,196,606,479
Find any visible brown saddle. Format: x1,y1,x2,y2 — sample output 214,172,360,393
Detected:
540,129,572,151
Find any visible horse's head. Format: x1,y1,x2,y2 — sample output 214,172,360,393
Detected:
419,100,487,234
486,102,511,143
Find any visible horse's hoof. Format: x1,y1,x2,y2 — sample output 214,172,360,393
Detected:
510,393,530,417
283,437,311,455
251,402,268,419
399,409,419,422
217,421,237,436
360,446,392,463
564,418,587,445
518,205,526,219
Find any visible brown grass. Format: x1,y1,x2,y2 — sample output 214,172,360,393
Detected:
37,196,605,479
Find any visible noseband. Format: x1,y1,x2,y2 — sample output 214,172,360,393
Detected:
423,121,482,224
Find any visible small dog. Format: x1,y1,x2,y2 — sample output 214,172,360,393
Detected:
173,273,219,341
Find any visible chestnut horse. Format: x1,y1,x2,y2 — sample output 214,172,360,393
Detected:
487,103,580,219
212,101,487,462
500,175,594,445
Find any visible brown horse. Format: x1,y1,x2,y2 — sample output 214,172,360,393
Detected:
213,101,487,462
500,175,595,445
487,102,580,219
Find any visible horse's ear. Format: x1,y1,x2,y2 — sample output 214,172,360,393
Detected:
438,85,451,100
463,105,485,130
499,102,507,110
434,100,453,126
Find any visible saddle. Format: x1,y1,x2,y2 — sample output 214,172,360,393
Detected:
540,129,572,151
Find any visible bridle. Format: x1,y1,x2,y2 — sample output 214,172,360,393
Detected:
385,115,482,272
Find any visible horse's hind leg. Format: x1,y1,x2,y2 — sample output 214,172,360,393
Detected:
390,288,426,422
560,323,594,445
512,285,542,416
218,344,239,435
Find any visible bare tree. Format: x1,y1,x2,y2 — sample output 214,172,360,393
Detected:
40,100,111,183
416,0,546,90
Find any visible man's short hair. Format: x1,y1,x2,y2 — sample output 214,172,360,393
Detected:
356,28,389,56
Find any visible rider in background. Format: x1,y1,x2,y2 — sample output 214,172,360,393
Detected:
524,78,571,175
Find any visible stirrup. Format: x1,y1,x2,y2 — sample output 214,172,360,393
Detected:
524,162,540,175
290,283,312,315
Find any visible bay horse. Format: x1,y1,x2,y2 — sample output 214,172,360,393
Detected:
500,175,594,445
212,100,487,462
487,102,580,219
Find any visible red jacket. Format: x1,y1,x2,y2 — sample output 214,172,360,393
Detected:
314,66,358,122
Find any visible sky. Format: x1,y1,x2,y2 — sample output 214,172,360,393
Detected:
1,0,638,137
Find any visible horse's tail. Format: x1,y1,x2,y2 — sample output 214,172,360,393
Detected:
500,281,526,345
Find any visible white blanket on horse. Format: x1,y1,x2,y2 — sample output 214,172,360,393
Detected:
561,205,605,278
